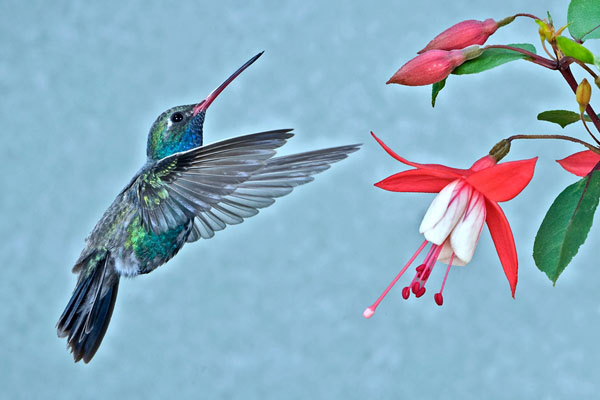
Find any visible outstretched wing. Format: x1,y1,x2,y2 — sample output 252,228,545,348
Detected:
130,129,360,239
130,129,293,234
187,143,360,240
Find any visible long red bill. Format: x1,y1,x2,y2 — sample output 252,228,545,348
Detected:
192,51,264,116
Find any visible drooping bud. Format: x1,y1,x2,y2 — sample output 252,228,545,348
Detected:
576,78,592,114
387,47,479,86
418,18,499,53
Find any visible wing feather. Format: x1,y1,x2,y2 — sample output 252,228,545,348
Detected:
129,128,359,240
186,144,361,241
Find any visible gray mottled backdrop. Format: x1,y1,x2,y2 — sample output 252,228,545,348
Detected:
2,1,599,399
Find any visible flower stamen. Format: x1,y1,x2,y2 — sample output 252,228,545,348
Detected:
434,253,455,306
411,244,437,285
418,244,443,282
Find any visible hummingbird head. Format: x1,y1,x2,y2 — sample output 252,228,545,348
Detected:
146,52,264,160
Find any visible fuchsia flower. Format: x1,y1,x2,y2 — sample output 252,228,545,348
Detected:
387,46,482,87
363,133,537,318
557,150,600,176
418,18,499,53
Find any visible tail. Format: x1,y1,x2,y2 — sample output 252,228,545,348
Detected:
57,251,119,363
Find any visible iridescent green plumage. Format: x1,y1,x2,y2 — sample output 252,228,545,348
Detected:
125,216,186,272
57,52,360,363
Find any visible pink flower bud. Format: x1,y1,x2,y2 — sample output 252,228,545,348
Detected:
418,18,498,53
387,49,466,86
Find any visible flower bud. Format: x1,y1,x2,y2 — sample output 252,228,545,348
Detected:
387,49,468,86
418,18,498,53
576,78,591,114
536,19,553,43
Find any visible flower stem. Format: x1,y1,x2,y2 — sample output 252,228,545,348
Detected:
559,63,600,140
572,58,599,80
540,39,556,60
580,115,598,144
483,45,557,69
512,12,543,21
507,134,600,154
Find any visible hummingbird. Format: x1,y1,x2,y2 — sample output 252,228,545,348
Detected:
56,52,360,363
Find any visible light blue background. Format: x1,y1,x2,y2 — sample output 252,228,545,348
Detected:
2,1,599,399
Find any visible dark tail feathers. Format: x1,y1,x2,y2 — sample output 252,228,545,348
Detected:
57,251,119,363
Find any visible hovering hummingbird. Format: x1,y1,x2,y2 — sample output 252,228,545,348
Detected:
56,52,360,363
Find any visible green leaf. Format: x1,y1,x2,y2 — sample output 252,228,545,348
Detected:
452,43,537,75
537,109,600,128
533,171,600,284
537,110,580,128
556,36,595,63
431,78,446,107
568,0,600,41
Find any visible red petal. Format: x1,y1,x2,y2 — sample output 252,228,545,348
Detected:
375,169,456,193
466,157,537,202
557,150,600,177
485,199,518,297
371,132,468,177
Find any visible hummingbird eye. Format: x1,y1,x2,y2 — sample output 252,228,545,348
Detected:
170,112,184,123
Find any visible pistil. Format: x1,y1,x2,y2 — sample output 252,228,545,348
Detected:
362,240,428,318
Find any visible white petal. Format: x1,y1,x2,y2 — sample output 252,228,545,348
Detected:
437,241,467,266
449,191,486,264
420,180,471,245
419,180,458,234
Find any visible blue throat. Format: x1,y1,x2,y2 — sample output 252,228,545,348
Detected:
150,112,205,160
175,115,204,154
